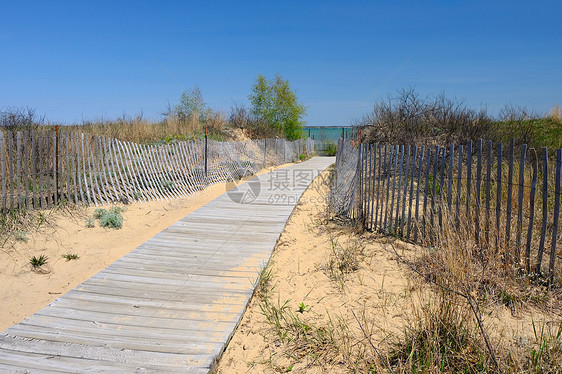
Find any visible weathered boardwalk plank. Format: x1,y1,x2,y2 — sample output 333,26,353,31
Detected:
0,157,334,373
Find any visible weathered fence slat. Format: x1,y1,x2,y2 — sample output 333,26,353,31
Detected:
485,140,492,247
495,143,503,251
447,144,454,214
38,131,46,209
366,144,373,229
525,148,538,272
394,145,404,231
16,132,23,208
70,133,79,204
400,145,411,235
380,144,389,229
95,136,110,204
455,145,463,228
135,143,158,202
438,147,446,229
30,131,38,208
374,144,383,229
22,131,30,209
549,148,561,279
406,145,418,239
430,145,439,234
370,144,377,230
413,146,425,242
52,130,57,206
536,147,549,273
506,138,515,246
87,135,102,206
516,144,528,263
389,145,400,232
475,139,483,244
7,132,15,209
422,146,432,239
64,133,71,203
466,141,473,223
0,133,6,209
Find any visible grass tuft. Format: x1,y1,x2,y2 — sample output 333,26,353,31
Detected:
61,253,79,261
29,254,48,268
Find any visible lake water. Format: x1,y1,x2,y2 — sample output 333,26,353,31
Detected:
300,126,357,144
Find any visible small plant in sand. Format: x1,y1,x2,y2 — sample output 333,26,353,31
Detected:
29,254,48,268
91,206,124,229
85,218,95,228
297,302,308,313
61,253,79,261
326,235,364,287
93,208,106,219
14,230,29,242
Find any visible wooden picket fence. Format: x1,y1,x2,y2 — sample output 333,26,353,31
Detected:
330,138,562,279
0,129,314,209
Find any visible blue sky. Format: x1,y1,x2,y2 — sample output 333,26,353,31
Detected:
1,1,560,126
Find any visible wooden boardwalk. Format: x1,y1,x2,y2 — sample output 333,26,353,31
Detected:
0,157,334,373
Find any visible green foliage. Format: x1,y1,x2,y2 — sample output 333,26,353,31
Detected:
14,230,28,242
528,320,562,373
93,209,106,219
29,254,48,268
496,118,562,151
389,294,486,372
62,253,79,261
91,208,124,229
249,74,306,140
322,141,338,156
108,206,124,214
99,211,123,229
297,302,309,313
174,85,212,123
85,218,95,228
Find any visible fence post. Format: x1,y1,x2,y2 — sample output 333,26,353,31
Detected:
54,125,59,204
204,126,208,180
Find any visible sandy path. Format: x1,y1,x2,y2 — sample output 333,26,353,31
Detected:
0,164,292,332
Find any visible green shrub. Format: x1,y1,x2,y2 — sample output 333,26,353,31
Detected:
91,207,124,229
99,211,123,229
93,208,106,219
108,206,124,214
324,141,338,156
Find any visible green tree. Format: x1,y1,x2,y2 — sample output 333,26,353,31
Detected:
249,74,306,140
174,85,211,122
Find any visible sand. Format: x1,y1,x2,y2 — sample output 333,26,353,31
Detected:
215,169,561,373
0,164,292,332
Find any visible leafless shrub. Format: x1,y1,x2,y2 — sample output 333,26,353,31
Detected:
228,103,250,129
359,88,495,146
0,107,45,131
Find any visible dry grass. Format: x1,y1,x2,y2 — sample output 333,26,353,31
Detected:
217,168,562,373
384,205,562,372
65,112,234,144
551,105,561,124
